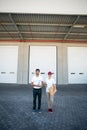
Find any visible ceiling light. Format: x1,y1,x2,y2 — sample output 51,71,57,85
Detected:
73,25,85,28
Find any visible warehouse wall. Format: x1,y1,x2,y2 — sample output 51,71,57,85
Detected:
0,42,87,84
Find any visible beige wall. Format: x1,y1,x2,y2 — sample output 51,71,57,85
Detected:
0,42,87,84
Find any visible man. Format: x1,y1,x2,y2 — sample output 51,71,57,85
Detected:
31,69,43,113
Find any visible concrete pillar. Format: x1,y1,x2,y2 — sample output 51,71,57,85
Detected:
57,44,68,84
57,45,63,84
17,44,29,84
62,45,68,84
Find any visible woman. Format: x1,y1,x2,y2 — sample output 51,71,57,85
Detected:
45,71,56,112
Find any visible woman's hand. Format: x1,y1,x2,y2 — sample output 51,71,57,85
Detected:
43,82,47,87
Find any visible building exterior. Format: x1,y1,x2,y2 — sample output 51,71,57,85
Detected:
0,42,87,84
0,0,87,84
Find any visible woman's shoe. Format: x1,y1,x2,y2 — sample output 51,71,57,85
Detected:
50,109,53,112
48,109,50,112
48,108,53,112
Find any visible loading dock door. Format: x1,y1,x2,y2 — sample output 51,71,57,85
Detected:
29,46,56,83
68,47,87,84
0,46,18,83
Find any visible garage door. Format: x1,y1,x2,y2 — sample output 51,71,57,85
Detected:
0,46,18,83
29,46,56,83
68,47,87,84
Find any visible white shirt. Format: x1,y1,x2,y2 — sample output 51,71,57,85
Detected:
31,75,43,89
45,78,56,92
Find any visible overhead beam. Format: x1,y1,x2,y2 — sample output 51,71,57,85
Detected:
0,39,87,44
64,16,80,40
16,23,72,26
24,38,87,40
0,37,20,40
0,22,72,26
0,24,14,39
0,31,66,35
0,31,87,35
8,14,23,40
0,37,87,40
1,22,87,27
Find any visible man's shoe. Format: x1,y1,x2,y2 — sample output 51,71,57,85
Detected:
32,109,36,113
38,109,42,113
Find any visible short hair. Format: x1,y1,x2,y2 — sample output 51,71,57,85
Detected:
35,69,40,72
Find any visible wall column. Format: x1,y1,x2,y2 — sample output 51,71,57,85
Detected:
57,44,68,84
17,44,29,84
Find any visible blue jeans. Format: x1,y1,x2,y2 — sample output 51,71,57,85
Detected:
33,88,42,110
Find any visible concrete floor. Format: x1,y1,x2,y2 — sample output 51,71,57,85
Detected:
0,84,87,130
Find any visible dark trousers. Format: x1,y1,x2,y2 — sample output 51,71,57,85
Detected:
33,88,42,110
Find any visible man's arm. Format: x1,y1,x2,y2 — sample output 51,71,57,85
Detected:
31,82,43,87
31,82,39,87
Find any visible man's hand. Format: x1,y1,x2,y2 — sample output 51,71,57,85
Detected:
31,82,43,87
